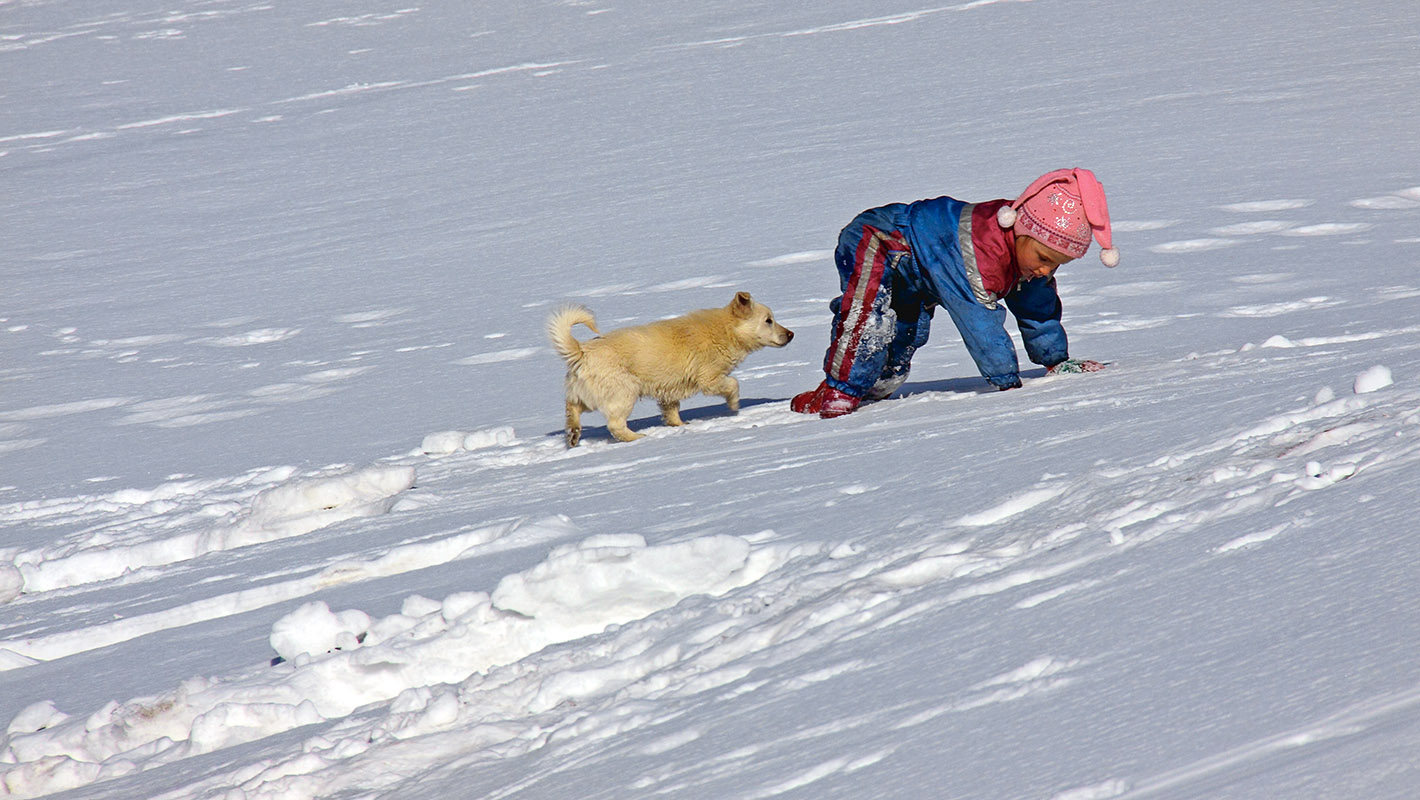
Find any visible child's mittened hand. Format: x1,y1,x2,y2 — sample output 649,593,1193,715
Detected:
1047,359,1106,375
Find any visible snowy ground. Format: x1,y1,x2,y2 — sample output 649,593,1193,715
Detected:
3,0,1420,798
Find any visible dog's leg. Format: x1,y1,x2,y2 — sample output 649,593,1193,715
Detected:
565,400,584,448
659,400,685,427
606,417,644,442
603,396,643,442
708,376,741,412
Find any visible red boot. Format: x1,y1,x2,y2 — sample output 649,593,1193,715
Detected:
790,382,828,414
790,381,861,418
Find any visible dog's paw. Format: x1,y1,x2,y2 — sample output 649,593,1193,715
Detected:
565,428,581,448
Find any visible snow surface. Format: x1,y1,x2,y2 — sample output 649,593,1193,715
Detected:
3,0,1420,798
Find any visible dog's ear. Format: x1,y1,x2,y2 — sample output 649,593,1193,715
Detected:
730,291,753,317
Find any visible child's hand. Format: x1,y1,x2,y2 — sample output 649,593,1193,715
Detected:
1047,359,1105,375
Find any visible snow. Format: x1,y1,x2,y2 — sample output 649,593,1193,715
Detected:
268,601,372,664
1354,365,1394,394
3,0,1420,798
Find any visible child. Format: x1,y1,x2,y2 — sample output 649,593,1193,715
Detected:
791,168,1119,418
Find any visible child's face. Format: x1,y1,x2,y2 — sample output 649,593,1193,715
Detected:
1014,235,1076,281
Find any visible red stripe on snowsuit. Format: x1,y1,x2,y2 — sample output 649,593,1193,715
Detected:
829,226,908,386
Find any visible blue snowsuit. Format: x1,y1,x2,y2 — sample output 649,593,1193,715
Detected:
820,196,1069,396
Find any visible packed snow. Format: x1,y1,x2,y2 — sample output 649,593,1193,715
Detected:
3,0,1419,798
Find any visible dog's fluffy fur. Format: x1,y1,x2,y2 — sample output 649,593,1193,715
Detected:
547,292,793,446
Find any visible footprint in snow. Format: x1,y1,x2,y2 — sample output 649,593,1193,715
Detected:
1349,186,1420,210
1093,279,1184,297
566,282,642,298
454,347,542,366
198,328,302,347
1071,316,1174,334
1277,222,1372,237
895,656,1080,728
113,367,372,428
0,397,133,423
1149,238,1239,254
1218,296,1339,318
0,397,125,452
745,250,834,267
1376,286,1420,300
306,9,420,28
646,275,734,292
1109,219,1178,233
1209,220,1296,236
1230,273,1292,284
334,309,407,327
1218,199,1315,213
1153,197,1375,254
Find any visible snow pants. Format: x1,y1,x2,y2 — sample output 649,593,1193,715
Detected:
820,206,933,399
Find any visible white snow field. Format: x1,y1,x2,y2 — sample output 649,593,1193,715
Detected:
3,0,1420,798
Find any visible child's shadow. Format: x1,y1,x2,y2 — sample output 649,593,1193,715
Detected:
545,397,780,442
545,373,1052,441
896,368,1048,398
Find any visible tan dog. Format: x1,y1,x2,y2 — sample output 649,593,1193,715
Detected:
547,292,793,446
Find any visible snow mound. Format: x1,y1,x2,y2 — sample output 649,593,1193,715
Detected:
269,601,373,663
0,564,21,604
12,465,416,596
245,465,415,537
5,702,68,737
1353,365,1393,394
420,426,516,455
0,532,779,798
491,534,756,633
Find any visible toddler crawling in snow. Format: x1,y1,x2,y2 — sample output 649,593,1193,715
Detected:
792,168,1118,418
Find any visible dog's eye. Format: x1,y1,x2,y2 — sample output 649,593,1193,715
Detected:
764,317,773,324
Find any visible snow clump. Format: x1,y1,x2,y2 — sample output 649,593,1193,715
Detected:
0,563,22,604
420,426,516,455
269,601,373,663
246,466,416,536
5,701,69,736
1353,365,1393,394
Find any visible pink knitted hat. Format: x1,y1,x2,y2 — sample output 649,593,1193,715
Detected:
996,168,1120,267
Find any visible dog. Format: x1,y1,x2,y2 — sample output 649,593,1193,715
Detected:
547,292,793,446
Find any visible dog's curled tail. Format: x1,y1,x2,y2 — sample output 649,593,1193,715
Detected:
546,304,599,364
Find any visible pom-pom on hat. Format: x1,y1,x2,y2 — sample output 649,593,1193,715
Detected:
996,168,1119,267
